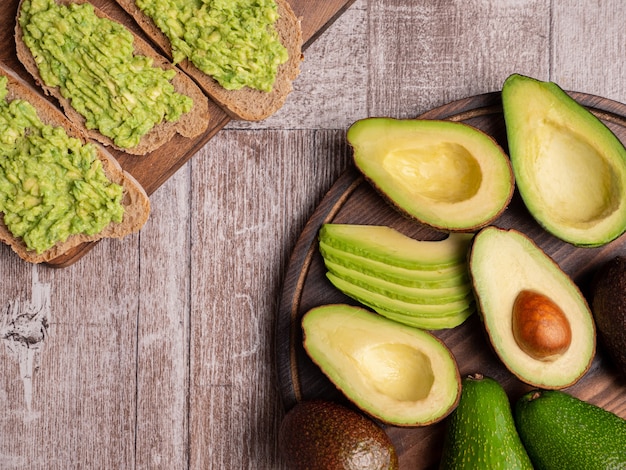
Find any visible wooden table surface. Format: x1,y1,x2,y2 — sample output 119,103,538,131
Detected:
2,0,626,468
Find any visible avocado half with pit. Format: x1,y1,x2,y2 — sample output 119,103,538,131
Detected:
469,227,595,389
502,74,626,247
347,118,514,231
302,304,461,426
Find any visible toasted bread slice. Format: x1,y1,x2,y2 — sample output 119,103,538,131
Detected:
114,0,303,121
15,0,210,155
0,62,151,264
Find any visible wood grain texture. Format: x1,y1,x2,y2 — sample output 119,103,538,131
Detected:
187,129,351,468
2,0,626,468
135,168,192,468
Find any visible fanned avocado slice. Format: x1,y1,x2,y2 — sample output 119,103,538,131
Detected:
374,306,475,330
319,224,473,269
319,241,469,288
326,272,474,317
324,259,472,304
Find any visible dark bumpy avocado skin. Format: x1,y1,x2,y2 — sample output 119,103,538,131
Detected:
439,374,533,470
514,390,626,470
279,400,398,470
591,256,626,378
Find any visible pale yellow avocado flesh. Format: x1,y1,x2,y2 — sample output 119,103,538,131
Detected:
302,304,461,426
528,121,618,226
469,227,595,389
347,118,514,231
502,74,626,246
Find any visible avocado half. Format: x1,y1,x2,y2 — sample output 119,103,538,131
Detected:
469,227,595,389
502,74,626,247
347,118,514,231
302,304,461,426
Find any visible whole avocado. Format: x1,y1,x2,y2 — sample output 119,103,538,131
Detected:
279,400,398,470
514,389,626,469
439,374,533,470
591,256,626,378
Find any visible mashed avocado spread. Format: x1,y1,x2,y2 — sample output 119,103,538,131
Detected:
19,0,193,149
134,0,289,92
0,76,124,254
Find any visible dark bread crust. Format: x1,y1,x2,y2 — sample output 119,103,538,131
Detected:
15,0,210,155
114,0,303,121
0,62,151,264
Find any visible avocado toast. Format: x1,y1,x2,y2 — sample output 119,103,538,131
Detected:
114,0,303,121
0,62,150,263
15,0,210,155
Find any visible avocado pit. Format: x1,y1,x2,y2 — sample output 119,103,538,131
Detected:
512,289,572,361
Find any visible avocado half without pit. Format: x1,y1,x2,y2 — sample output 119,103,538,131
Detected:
502,73,626,247
469,226,595,389
347,117,514,231
302,304,461,427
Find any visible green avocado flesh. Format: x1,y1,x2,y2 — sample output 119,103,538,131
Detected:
319,242,469,288
514,390,626,470
373,307,474,330
324,260,472,304
134,0,289,92
0,76,124,254
318,224,475,329
440,375,533,470
302,304,461,426
319,224,473,270
19,0,194,149
469,226,595,389
327,273,474,316
502,74,626,246
347,118,514,231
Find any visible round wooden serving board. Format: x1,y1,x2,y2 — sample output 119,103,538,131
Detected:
276,91,626,469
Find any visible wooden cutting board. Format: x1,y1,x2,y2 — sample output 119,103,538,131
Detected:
0,0,355,267
276,91,626,469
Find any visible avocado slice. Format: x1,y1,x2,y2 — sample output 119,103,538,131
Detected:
346,118,514,231
319,241,469,288
302,304,461,426
279,400,398,470
469,226,595,389
502,73,626,247
374,306,475,330
440,374,533,470
324,259,472,304
514,389,626,469
326,272,475,317
319,224,473,270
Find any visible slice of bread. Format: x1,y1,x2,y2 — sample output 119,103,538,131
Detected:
0,62,151,264
113,0,303,121
15,0,210,155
